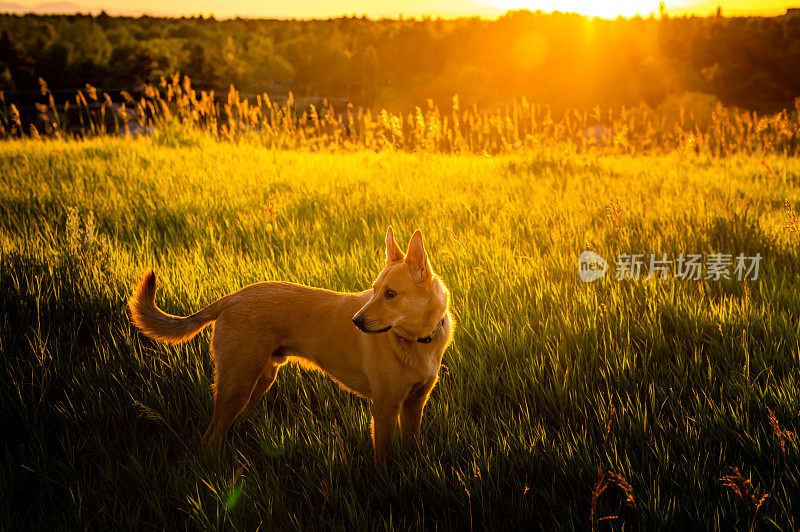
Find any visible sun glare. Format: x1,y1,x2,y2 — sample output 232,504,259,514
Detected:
489,0,660,18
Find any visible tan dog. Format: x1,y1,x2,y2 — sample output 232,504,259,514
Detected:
129,227,453,466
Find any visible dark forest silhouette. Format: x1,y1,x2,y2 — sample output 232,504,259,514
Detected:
1,9,799,113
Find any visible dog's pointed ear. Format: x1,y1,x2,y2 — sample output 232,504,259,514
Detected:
385,226,405,262
405,229,432,281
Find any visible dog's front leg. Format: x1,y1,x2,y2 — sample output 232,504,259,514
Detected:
400,393,428,452
370,399,400,467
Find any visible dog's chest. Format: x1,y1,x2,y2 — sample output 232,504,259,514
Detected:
391,339,443,378
410,346,442,380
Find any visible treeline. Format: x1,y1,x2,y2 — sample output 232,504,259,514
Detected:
0,10,799,112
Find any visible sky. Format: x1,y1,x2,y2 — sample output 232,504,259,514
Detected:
7,0,798,19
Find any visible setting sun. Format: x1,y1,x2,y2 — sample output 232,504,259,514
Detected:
486,0,798,18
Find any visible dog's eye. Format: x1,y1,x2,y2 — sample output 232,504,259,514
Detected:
384,288,397,299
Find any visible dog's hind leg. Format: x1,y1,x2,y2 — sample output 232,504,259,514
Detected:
242,363,279,416
202,335,272,453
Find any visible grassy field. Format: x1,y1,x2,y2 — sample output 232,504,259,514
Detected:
1,136,799,529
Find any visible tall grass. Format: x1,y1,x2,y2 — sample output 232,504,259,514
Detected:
1,137,799,528
3,74,800,157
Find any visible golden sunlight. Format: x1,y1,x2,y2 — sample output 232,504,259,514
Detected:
511,31,549,70
489,0,660,18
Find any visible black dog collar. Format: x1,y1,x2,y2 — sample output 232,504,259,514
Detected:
417,318,446,344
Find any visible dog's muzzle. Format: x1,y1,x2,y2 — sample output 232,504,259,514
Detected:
352,315,391,334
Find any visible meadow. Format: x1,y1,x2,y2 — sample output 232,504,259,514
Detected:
1,131,799,529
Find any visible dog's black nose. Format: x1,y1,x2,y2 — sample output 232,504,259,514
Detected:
352,315,365,330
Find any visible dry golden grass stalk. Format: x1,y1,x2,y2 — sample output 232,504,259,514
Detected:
785,200,799,234
766,407,795,454
591,466,639,530
607,471,636,510
604,406,616,443
606,199,622,231
721,466,769,527
590,466,608,528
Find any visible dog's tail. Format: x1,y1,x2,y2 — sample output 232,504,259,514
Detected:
129,270,225,344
